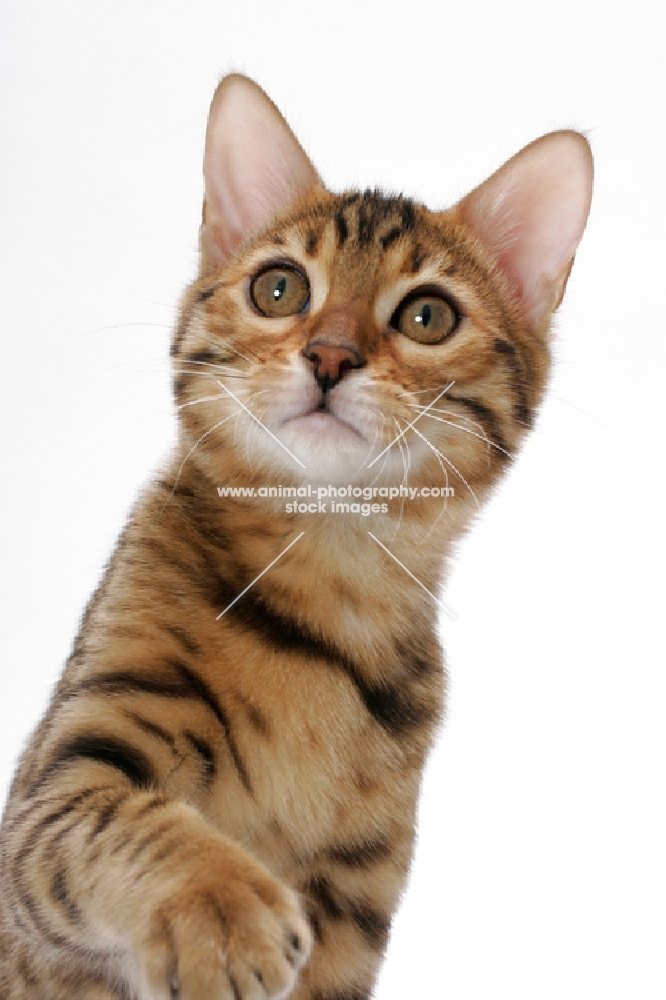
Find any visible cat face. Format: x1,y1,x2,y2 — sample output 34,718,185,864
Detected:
172,76,592,513
175,190,535,497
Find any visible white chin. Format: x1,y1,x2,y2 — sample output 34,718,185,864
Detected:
277,411,374,481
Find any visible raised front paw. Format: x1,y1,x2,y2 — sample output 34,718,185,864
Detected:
134,846,311,1000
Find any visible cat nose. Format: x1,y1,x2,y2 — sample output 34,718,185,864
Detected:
302,341,363,392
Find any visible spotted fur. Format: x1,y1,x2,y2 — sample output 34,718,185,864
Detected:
0,75,591,999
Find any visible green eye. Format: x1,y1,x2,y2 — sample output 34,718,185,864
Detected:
392,291,459,344
250,265,310,317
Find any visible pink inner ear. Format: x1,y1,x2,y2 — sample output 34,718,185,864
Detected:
201,75,320,269
458,131,593,330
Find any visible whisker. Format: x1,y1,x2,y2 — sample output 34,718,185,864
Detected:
174,330,262,366
396,383,454,399
367,416,392,488
420,440,453,544
411,404,490,441
407,422,480,508
407,407,512,460
177,356,239,368
395,418,411,490
389,417,409,538
158,410,241,518
220,388,271,453
172,358,250,377
97,360,251,381
173,368,250,382
74,322,172,341
201,334,260,365
129,293,177,312
550,393,609,427
177,393,231,411
357,418,383,473
221,339,262,364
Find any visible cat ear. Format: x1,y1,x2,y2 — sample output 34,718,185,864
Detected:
200,74,321,273
456,131,593,332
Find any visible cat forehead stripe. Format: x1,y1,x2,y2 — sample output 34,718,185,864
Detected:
300,190,419,251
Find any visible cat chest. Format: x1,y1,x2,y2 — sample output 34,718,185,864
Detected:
190,651,423,862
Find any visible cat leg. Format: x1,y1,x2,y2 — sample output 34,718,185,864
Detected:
0,775,311,1000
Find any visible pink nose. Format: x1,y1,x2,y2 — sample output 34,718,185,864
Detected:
303,342,363,392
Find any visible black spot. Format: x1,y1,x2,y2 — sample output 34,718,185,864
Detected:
307,908,324,944
170,659,251,792
126,820,174,865
335,210,348,246
66,662,240,786
380,226,403,250
11,837,99,959
493,337,516,356
89,792,128,839
132,796,168,823
22,787,104,835
409,245,425,273
305,876,389,951
234,692,269,734
327,836,391,868
106,623,143,640
185,349,220,364
165,624,202,657
349,902,390,949
446,392,511,459
217,579,431,737
358,682,435,735
157,479,197,501
401,200,415,232
173,374,189,397
50,866,82,924
394,638,437,678
214,575,329,660
305,230,321,256
197,286,217,302
357,200,375,244
492,337,531,427
306,875,344,920
17,955,39,989
67,668,193,701
356,191,396,245
171,314,189,356
19,889,76,953
183,730,216,787
44,734,155,789
134,536,204,590
149,839,180,866
124,711,176,748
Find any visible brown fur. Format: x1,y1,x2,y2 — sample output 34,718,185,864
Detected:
0,78,582,1000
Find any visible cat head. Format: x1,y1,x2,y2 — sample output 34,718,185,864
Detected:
172,75,592,518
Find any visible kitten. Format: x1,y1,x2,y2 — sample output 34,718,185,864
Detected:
0,75,592,999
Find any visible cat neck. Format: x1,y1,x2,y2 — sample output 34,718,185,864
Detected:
159,453,450,661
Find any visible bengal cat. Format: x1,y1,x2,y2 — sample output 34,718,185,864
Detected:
0,74,593,999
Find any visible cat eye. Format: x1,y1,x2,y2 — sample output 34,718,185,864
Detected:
250,264,310,318
391,290,459,344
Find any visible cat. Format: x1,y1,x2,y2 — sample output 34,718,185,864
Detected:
0,74,592,1000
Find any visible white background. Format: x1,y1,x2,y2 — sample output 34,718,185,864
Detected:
1,2,665,997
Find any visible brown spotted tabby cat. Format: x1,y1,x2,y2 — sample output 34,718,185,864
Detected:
0,75,592,999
